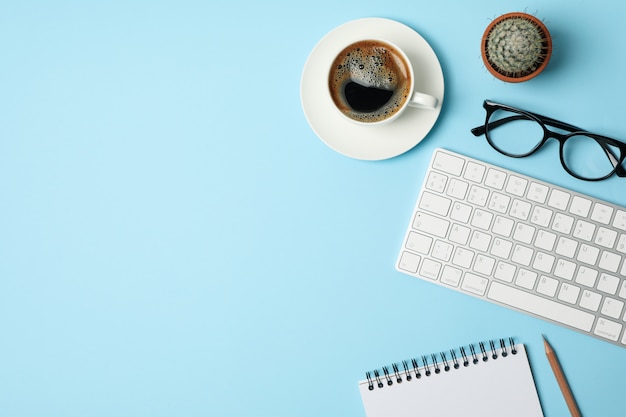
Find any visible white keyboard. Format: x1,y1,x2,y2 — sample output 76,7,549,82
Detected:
397,148,626,347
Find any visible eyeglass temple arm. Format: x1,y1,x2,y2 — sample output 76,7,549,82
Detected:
470,115,520,136
471,114,584,137
605,149,626,177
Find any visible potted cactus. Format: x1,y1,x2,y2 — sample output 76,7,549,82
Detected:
481,12,552,83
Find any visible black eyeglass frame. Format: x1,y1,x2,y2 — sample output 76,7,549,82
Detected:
471,99,626,181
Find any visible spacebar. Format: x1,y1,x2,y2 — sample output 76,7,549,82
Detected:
488,282,595,332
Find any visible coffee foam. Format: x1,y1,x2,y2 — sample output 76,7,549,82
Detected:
329,40,411,123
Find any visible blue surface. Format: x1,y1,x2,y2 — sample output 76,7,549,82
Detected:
1,1,625,416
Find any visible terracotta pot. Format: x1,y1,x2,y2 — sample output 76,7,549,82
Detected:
481,12,552,83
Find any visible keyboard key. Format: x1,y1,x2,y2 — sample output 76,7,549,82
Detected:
446,178,469,199
488,192,511,213
569,195,592,217
574,219,596,241
558,283,581,304
591,203,614,225
619,281,626,299
488,282,595,332
533,252,555,273
494,261,516,283
595,227,618,249
471,209,493,230
613,210,626,231
432,240,453,262
450,202,472,223
510,199,531,221
469,230,491,252
537,276,559,297
473,254,495,276
505,175,528,196
530,206,553,228
598,251,621,273
452,247,474,269
511,245,533,266
597,273,620,295
425,171,448,193
420,258,441,280
413,212,449,238
548,189,570,210
601,297,624,319
490,237,512,259
554,259,576,280
556,237,578,259
619,234,626,253
433,151,464,175
449,224,470,245
513,223,535,244
577,243,600,265
405,232,433,254
528,182,549,203
468,185,489,206
552,213,574,234
492,216,514,237
579,290,602,312
485,168,506,189
534,230,557,251
398,251,420,273
515,269,537,290
441,265,462,287
574,266,598,287
461,273,489,296
594,318,622,342
464,161,485,182
419,191,452,216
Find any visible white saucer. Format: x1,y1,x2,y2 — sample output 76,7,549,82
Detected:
300,18,444,160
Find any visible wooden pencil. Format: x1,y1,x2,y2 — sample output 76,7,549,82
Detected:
542,335,582,417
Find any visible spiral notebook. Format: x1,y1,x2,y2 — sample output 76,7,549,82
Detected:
358,338,544,417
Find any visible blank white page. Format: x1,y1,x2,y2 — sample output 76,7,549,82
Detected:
358,343,543,417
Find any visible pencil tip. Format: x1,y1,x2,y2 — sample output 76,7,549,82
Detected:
542,335,553,353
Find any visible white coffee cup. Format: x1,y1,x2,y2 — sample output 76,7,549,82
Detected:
328,38,438,125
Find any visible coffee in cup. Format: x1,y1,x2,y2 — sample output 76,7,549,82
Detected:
328,39,437,124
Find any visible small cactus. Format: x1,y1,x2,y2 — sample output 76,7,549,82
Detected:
481,12,552,82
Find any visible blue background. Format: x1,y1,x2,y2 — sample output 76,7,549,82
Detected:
1,0,625,416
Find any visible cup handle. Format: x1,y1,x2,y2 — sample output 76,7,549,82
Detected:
407,91,438,110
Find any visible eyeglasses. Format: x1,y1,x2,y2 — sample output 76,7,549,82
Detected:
471,100,626,181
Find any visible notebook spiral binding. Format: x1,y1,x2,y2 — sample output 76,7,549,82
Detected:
365,337,518,391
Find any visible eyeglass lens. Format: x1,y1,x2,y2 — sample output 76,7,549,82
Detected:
486,108,622,180
562,135,622,180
